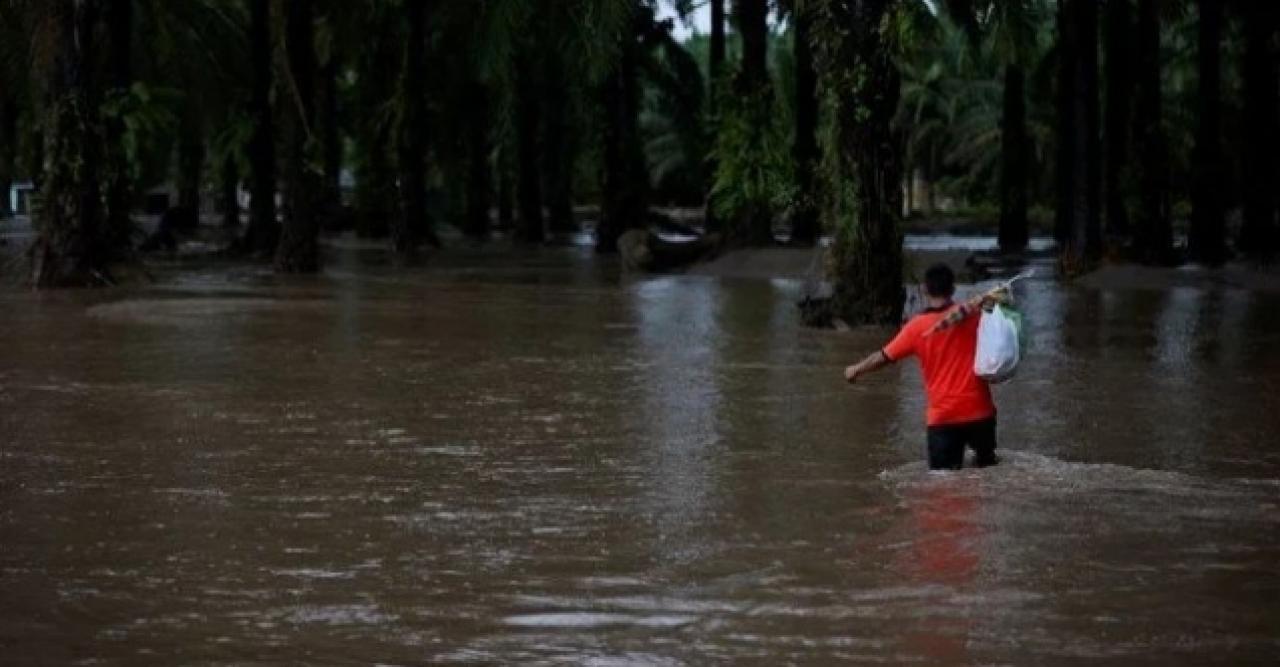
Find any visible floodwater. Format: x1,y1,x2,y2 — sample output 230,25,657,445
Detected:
2,242,1279,665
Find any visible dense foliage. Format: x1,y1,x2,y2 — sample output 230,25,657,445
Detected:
0,1,1276,320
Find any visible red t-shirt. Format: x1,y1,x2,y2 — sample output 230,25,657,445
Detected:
883,305,995,427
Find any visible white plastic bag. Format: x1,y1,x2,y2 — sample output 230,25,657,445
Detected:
974,305,1022,383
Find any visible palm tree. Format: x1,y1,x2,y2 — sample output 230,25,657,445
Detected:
1053,0,1072,247
176,99,205,216
1103,0,1133,243
497,145,514,230
730,0,775,245
810,0,904,325
3,3,45,195
543,48,576,234
932,0,1042,253
998,58,1029,252
453,0,630,248
789,0,820,246
134,0,250,238
642,18,708,208
219,152,239,229
275,0,321,272
989,1,1042,254
1131,0,1170,263
244,0,277,256
0,98,15,219
394,0,434,253
501,1,589,244
598,3,648,253
1057,0,1101,267
351,1,400,239
898,13,1025,217
432,0,498,240
898,47,959,217
104,0,132,239
30,0,117,286
703,0,727,234
0,0,27,220
314,1,349,217
1238,0,1279,261
1188,0,1225,265
513,51,545,243
464,78,492,239
710,0,726,94
736,0,770,93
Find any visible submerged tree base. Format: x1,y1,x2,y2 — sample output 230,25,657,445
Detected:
618,229,722,272
30,241,110,288
797,293,838,328
29,240,151,288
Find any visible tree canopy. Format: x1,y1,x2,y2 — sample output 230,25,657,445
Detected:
0,0,1275,317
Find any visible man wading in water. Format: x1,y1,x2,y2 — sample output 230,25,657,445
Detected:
843,264,1005,470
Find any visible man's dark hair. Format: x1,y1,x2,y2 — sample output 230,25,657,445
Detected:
924,263,956,298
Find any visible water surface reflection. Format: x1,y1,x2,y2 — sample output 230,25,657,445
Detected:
1,248,1278,663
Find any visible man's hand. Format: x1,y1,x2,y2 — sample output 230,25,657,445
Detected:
980,287,1012,311
844,351,889,384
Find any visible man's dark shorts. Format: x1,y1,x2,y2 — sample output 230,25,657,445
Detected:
927,416,998,470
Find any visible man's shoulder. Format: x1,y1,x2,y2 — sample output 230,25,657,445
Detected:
902,310,944,331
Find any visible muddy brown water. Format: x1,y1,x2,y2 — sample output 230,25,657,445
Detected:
2,244,1279,664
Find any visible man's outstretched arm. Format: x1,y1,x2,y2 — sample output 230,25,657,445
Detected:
844,350,891,383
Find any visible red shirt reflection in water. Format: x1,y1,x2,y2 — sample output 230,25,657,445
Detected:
895,481,982,662
909,483,980,584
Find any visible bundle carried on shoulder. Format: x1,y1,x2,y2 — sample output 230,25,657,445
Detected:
974,303,1024,383
973,270,1032,383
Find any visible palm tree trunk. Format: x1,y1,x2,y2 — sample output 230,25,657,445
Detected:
1058,0,1101,267
790,3,820,246
1077,0,1101,261
497,143,514,231
597,22,645,253
1132,0,1170,263
32,0,111,287
811,0,903,325
1103,0,1133,242
904,164,914,215
1054,0,1074,248
245,0,277,256
738,0,768,92
1189,0,1226,265
515,55,544,243
318,56,342,211
275,0,321,272
28,128,44,191
0,97,15,219
177,104,204,215
999,64,1029,253
354,10,398,239
104,0,131,239
704,0,727,234
464,81,491,239
220,156,239,229
733,0,774,245
394,0,432,253
355,127,395,239
710,0,726,90
1239,2,1279,261
925,156,936,214
543,51,575,234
